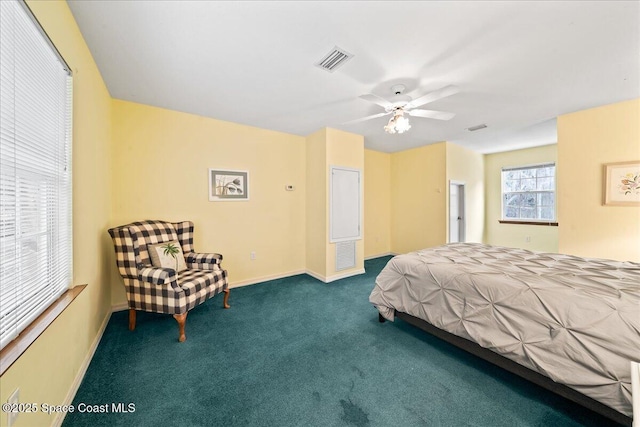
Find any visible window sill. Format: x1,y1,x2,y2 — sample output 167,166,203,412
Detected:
499,220,558,226
0,284,86,375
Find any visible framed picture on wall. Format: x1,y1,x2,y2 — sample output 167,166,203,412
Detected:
603,161,640,206
209,169,249,201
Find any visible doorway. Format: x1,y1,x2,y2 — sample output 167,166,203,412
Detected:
449,181,466,243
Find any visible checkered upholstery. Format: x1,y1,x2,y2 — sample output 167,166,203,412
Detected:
108,220,228,315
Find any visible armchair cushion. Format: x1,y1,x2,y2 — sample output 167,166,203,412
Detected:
185,252,223,270
178,269,227,297
138,266,179,288
148,241,187,272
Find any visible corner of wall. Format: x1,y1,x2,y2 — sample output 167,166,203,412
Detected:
557,98,640,261
1,2,115,425
445,142,485,243
389,143,447,254
364,149,391,258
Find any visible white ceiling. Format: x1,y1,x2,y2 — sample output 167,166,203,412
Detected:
67,1,639,154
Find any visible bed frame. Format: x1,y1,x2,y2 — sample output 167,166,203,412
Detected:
379,311,632,426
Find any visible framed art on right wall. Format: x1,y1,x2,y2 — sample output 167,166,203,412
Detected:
603,160,640,206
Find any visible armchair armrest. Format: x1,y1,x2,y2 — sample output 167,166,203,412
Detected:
138,266,180,290
185,252,223,270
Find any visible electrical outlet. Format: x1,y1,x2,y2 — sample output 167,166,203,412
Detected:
525,236,531,243
250,251,256,260
7,388,19,427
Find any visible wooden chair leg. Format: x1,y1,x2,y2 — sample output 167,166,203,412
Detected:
173,312,188,342
129,309,136,330
223,289,230,309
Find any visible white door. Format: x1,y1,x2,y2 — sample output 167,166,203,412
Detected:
330,166,361,243
449,182,466,243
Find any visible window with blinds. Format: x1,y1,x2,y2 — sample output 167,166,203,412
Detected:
501,163,556,222
0,0,73,350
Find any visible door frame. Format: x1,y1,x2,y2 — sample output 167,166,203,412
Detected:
449,180,466,243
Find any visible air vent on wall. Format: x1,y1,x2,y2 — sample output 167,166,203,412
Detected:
315,46,353,72
336,240,356,271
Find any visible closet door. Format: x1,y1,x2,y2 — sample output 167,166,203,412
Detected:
330,166,361,243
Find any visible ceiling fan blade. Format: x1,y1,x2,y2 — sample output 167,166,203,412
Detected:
359,94,393,109
408,109,456,120
343,111,391,125
406,85,460,109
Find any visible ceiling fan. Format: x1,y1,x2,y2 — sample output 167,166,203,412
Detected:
348,84,460,134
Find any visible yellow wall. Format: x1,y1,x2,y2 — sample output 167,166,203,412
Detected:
390,142,447,254
326,128,365,278
558,98,640,261
446,142,484,243
0,1,113,426
305,128,328,277
110,100,307,302
483,144,559,252
364,150,391,258
305,128,365,280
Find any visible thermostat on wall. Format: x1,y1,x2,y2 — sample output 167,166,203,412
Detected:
285,185,295,191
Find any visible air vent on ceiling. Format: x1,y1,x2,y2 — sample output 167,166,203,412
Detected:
315,46,353,72
467,124,488,132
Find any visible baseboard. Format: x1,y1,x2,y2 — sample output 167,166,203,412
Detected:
111,302,129,312
364,252,393,260
325,268,366,283
53,309,112,427
305,268,366,283
304,269,325,282
109,266,364,303
230,269,306,288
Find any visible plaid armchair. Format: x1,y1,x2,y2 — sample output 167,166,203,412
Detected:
108,220,229,342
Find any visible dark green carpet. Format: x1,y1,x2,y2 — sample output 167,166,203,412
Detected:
63,257,619,426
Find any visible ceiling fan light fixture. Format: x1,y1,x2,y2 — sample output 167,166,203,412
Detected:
354,84,458,135
384,110,411,134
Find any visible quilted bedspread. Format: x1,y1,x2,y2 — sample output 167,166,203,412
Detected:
369,243,640,416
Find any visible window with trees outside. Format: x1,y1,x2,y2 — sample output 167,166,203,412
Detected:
0,0,73,351
501,163,556,223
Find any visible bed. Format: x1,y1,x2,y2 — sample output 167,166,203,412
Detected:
369,243,639,426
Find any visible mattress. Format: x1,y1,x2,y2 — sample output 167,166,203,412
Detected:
369,243,640,416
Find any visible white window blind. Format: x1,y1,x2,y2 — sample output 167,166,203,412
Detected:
0,0,73,350
501,163,556,222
